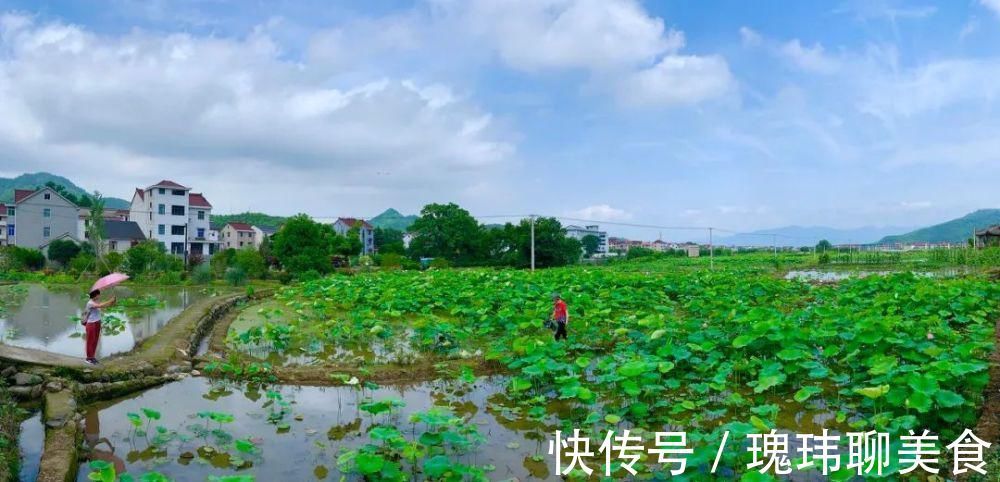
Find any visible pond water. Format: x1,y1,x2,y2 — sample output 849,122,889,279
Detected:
18,410,42,482
0,284,209,358
73,376,854,481
783,268,971,281
75,376,555,481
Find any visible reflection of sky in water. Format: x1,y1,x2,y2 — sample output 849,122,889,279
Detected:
19,411,43,482
0,285,205,358
77,377,556,482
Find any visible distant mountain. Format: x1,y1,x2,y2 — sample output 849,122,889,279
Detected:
720,225,915,247
878,209,1000,245
211,212,287,229
370,208,417,231
0,172,130,208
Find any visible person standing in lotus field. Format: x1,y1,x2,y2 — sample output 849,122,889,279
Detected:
552,293,569,341
83,289,116,365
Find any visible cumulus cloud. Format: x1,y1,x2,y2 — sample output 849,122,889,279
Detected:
439,0,731,107
0,13,514,207
780,39,840,73
617,55,733,106
568,204,633,221
739,26,762,46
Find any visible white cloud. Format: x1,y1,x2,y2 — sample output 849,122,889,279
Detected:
617,55,734,106
739,26,762,47
454,0,682,72
780,39,840,73
437,0,729,107
0,14,514,203
569,204,633,221
860,59,1000,118
980,0,1000,17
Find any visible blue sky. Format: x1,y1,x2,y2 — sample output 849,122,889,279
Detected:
1,0,999,239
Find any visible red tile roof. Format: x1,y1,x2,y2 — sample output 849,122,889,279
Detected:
0,204,5,216
134,188,144,201
226,222,254,231
13,189,36,203
148,180,188,190
337,217,373,229
188,192,212,208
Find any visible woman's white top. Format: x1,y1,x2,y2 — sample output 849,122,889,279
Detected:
85,300,101,323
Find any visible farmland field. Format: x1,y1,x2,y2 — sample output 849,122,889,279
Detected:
79,256,1000,481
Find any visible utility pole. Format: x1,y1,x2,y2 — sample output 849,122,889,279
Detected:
708,227,714,270
530,215,536,272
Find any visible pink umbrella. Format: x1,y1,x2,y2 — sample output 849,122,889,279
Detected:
90,272,129,293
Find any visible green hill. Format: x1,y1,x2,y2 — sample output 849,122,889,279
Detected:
0,172,130,208
878,209,1000,244
211,212,287,230
370,208,417,231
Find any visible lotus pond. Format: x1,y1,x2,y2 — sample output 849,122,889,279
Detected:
75,262,1000,480
0,284,210,358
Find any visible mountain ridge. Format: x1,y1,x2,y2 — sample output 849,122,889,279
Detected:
877,209,1000,245
0,172,130,208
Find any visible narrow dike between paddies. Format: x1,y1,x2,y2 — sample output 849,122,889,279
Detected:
2,288,270,482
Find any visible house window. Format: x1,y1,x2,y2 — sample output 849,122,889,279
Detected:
197,210,205,220
43,226,50,238
171,205,185,216
158,188,165,194
43,208,50,218
158,204,165,215
109,240,117,250
172,189,185,196
44,193,50,200
239,241,244,247
197,228,205,238
7,207,13,217
171,225,185,235
158,224,165,235
7,225,13,236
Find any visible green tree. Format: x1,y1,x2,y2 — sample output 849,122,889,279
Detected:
124,241,164,276
816,239,833,252
374,227,406,254
481,217,580,268
408,203,484,265
86,192,106,261
580,234,600,258
233,249,266,278
332,225,363,257
46,239,81,266
7,246,45,270
270,214,337,274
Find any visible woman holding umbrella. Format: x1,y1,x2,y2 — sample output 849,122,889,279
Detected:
83,273,127,365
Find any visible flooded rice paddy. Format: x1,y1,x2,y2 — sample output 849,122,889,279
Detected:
0,284,208,358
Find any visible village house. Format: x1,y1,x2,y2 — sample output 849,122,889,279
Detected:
0,204,8,246
102,220,147,253
8,187,80,250
975,225,1000,248
333,217,375,255
221,222,257,250
128,180,218,259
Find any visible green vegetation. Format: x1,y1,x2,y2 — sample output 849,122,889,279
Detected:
220,255,998,478
0,172,129,208
370,208,417,231
46,238,81,266
0,383,21,482
879,208,1000,245
211,212,286,231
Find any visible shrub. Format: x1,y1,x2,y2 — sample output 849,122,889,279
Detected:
296,269,321,282
211,249,236,277
68,253,96,274
124,241,164,276
225,266,248,286
191,263,213,284
156,272,183,285
104,252,124,273
275,271,293,284
233,249,266,279
429,258,451,269
7,246,45,271
378,253,404,269
46,239,81,266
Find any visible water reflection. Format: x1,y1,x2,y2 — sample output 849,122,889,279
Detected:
17,411,42,482
0,285,207,358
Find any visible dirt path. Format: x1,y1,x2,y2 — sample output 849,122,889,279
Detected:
974,316,1000,443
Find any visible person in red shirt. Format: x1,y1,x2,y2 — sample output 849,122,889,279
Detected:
552,293,568,341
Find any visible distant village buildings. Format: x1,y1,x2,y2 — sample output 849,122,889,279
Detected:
333,217,375,255
564,224,609,255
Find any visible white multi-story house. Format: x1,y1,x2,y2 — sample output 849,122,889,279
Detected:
0,204,8,246
332,217,375,255
129,180,217,259
564,224,609,255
